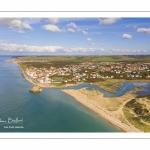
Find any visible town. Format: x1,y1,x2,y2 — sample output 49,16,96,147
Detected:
9,59,150,85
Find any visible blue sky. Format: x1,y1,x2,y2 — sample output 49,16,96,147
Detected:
0,18,150,55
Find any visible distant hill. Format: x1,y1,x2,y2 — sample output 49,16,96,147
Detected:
16,55,150,63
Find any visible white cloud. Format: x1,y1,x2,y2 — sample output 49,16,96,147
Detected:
77,28,88,35
0,42,148,55
87,38,92,41
22,22,33,30
122,34,132,39
43,24,61,32
0,40,5,43
10,20,22,28
111,49,148,54
48,18,59,24
87,38,95,45
99,18,121,25
137,28,150,34
0,43,63,52
0,18,33,31
67,22,77,28
142,50,147,52
23,18,41,25
100,48,105,51
64,47,95,53
137,49,141,52
68,28,75,33
82,30,88,35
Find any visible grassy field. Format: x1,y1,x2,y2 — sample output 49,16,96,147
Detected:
17,55,150,62
94,82,117,93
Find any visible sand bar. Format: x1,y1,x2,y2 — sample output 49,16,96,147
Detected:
62,88,142,132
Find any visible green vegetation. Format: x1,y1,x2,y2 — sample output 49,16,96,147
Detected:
136,95,150,100
123,98,150,131
119,115,130,126
18,61,73,69
125,99,149,116
131,87,145,93
94,80,124,93
51,82,66,87
16,55,150,92
17,55,150,62
18,63,27,70
94,82,117,93
123,108,150,132
101,87,116,93
109,83,123,88
52,77,64,83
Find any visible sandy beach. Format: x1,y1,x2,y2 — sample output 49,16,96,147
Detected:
12,61,146,132
62,88,142,132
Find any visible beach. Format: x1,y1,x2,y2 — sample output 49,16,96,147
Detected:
62,88,142,132
12,61,149,132
1,56,122,132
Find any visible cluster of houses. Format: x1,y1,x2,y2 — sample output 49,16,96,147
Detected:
22,61,150,84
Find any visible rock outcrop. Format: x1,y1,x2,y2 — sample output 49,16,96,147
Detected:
29,84,42,93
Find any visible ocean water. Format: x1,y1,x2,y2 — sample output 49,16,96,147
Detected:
0,56,149,132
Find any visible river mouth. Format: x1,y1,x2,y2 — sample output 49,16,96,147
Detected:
1,56,150,132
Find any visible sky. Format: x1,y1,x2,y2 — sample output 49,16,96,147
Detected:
0,17,150,55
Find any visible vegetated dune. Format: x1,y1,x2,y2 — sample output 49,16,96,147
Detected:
62,88,142,132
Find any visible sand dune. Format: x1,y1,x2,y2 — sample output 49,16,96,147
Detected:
62,88,142,132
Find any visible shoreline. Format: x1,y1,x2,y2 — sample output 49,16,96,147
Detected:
61,88,142,132
12,61,147,132
22,70,78,88
15,62,77,88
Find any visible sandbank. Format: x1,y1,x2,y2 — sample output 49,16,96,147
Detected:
62,88,142,132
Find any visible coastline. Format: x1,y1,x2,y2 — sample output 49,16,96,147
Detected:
13,62,77,88
11,61,148,132
62,88,142,132
21,70,78,88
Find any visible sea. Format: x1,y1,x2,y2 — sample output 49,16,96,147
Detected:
0,55,150,132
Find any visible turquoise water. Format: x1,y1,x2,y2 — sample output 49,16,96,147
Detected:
0,56,149,132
